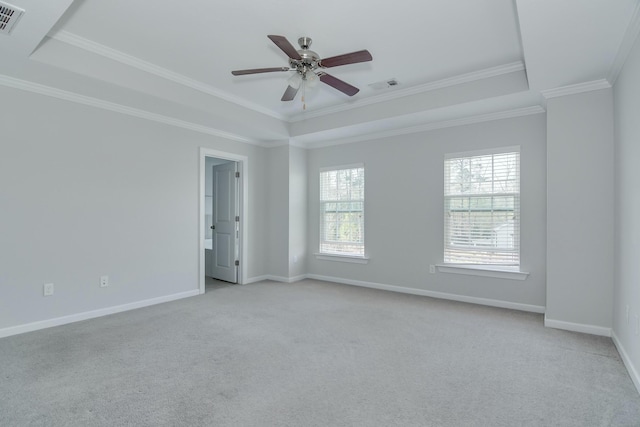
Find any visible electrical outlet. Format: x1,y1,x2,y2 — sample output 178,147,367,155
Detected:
43,283,54,296
429,265,436,274
100,275,109,288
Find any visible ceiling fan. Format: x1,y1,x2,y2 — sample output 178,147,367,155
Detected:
231,35,373,103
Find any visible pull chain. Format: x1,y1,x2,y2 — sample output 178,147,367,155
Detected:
301,80,306,110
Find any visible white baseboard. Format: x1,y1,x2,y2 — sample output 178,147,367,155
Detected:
0,289,200,339
244,275,272,284
245,275,307,284
612,331,640,395
544,316,612,337
306,274,545,313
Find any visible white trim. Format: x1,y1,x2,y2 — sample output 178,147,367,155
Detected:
436,264,529,280
608,1,640,85
49,31,286,121
0,74,265,146
250,275,299,283
243,275,307,284
289,62,526,122
264,275,290,282
444,145,520,159
544,316,612,337
0,290,199,339
612,331,640,395
319,163,364,172
37,34,526,124
541,79,612,99
306,274,545,313
244,275,271,284
315,254,370,264
302,106,546,149
199,148,249,293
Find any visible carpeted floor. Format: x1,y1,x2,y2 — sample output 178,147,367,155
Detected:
1,279,639,426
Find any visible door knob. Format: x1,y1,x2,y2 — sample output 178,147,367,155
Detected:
211,225,215,230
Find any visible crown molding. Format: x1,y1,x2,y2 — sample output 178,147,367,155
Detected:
540,79,612,99
49,30,287,121
0,74,267,146
287,62,526,122
47,30,528,126
299,105,545,149
0,74,545,151
608,1,640,85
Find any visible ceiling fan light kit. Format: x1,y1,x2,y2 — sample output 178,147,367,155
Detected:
231,35,373,109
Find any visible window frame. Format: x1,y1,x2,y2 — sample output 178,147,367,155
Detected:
443,146,521,270
318,164,366,259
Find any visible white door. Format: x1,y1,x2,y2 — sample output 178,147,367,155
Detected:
210,162,238,283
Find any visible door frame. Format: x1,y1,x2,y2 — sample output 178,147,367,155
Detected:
199,147,248,293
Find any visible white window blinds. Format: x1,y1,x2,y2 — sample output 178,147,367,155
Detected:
319,165,365,256
444,149,520,266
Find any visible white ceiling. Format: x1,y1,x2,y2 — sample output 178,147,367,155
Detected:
517,0,639,91
0,0,638,146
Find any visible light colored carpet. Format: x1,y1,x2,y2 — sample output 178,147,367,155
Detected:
1,279,639,426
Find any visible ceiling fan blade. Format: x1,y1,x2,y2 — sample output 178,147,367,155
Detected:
231,67,290,76
320,50,372,68
319,73,360,96
267,35,302,60
281,85,299,101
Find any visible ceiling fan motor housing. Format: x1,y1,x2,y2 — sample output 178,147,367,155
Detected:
289,36,320,76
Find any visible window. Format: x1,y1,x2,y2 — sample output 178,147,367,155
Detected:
319,165,365,257
444,148,520,267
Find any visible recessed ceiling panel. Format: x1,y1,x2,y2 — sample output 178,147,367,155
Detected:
52,0,524,117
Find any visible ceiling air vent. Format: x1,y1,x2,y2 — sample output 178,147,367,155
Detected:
0,1,25,35
368,78,399,91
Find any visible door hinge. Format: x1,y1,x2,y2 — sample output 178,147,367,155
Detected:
235,171,240,178
235,216,240,222
234,260,239,266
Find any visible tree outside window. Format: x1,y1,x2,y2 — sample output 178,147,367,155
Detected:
320,166,365,256
444,150,520,266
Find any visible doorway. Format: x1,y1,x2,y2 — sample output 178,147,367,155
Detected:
199,148,248,294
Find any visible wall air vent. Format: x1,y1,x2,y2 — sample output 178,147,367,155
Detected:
0,1,25,35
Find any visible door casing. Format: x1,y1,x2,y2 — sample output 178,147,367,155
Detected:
199,148,248,293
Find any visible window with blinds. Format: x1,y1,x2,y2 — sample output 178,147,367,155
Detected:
319,165,365,256
444,148,520,266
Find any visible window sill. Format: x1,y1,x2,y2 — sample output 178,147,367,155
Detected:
436,264,529,280
315,253,370,264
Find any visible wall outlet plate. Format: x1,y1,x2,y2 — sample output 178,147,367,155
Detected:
429,265,436,274
100,275,109,287
43,283,54,296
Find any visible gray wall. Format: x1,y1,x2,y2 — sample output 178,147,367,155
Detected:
613,30,640,386
267,145,290,279
306,114,547,308
0,85,269,331
289,146,307,278
546,89,614,331
1,67,631,353
266,145,308,281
